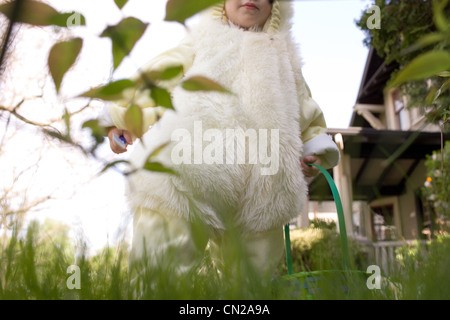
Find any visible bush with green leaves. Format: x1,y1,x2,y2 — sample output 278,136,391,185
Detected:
309,217,337,230
279,225,368,274
356,0,450,128
421,141,450,226
393,234,450,299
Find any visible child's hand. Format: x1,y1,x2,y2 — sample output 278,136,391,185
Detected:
108,127,133,154
301,155,321,178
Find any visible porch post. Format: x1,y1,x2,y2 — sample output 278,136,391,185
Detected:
333,133,354,237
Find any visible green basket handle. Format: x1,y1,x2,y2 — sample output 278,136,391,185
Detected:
285,163,350,275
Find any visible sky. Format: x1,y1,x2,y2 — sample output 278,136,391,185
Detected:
2,0,374,253
292,0,373,128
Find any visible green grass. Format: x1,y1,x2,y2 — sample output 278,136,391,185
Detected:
1,219,449,300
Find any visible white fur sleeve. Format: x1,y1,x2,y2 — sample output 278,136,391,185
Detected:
303,133,340,169
97,103,114,128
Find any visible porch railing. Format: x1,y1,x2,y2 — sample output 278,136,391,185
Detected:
360,240,428,275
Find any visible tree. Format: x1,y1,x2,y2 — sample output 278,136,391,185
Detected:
0,0,227,173
357,0,450,223
0,0,228,234
356,0,450,129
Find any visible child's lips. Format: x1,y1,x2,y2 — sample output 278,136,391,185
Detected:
242,3,258,10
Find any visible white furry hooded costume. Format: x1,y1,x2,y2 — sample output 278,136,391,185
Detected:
102,0,340,236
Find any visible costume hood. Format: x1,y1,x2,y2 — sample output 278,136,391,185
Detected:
209,0,294,35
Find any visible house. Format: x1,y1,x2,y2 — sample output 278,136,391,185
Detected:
305,47,449,273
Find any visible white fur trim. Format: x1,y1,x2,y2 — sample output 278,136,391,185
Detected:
121,1,332,235
303,133,340,169
97,103,115,128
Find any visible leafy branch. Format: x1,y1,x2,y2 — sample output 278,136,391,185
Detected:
356,0,450,128
0,0,230,176
0,100,52,129
387,0,450,171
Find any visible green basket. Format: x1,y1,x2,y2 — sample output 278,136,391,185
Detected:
282,164,370,299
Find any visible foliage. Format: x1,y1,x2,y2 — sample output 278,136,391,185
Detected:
309,217,337,230
357,1,435,66
1,220,76,299
47,37,83,93
165,0,223,25
356,0,450,128
2,0,450,301
279,226,368,274
0,219,283,300
358,1,450,227
0,0,229,173
393,235,450,299
421,141,450,221
2,219,450,300
0,0,86,27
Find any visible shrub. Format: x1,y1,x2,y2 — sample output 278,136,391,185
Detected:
394,235,450,299
309,218,336,230
279,226,369,274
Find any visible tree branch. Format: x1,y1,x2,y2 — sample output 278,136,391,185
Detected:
0,101,55,129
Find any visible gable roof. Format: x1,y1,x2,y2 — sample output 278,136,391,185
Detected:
308,47,448,202
350,46,398,128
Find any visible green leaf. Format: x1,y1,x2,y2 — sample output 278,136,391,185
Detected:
432,0,450,32
159,65,184,80
139,65,184,87
100,17,149,70
181,76,231,93
100,160,130,174
50,12,86,27
150,87,174,110
62,12,86,27
425,87,438,105
165,0,223,24
0,0,86,27
389,50,450,88
402,33,446,55
82,119,107,143
145,142,171,161
143,161,177,176
79,79,136,101
437,71,450,77
124,104,144,138
143,143,176,175
43,129,71,143
62,108,71,136
48,38,83,93
436,78,450,99
114,0,129,10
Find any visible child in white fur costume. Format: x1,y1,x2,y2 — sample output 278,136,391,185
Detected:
100,0,340,277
